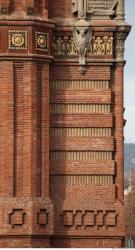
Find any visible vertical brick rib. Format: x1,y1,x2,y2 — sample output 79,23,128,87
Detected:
113,63,124,201
34,0,48,16
23,61,45,197
14,0,26,11
9,0,35,13
36,63,42,197
45,0,48,10
13,62,24,197
0,0,9,7
22,62,34,197
0,61,14,196
42,64,49,197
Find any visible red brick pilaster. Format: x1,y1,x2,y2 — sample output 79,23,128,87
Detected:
113,63,125,201
0,0,54,245
0,61,14,196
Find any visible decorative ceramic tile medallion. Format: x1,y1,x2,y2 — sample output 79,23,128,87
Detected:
8,30,28,50
35,32,49,51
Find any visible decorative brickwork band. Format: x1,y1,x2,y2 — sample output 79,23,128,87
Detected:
50,104,111,114
50,80,110,90
50,175,114,185
50,151,112,160
50,128,112,137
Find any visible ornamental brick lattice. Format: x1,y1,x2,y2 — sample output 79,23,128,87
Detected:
0,0,131,248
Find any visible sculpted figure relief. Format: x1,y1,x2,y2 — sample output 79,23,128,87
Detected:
73,19,92,73
72,0,125,73
72,0,92,73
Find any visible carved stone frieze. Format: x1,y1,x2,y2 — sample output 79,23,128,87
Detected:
53,35,113,57
53,36,77,56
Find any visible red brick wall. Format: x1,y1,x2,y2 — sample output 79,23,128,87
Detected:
0,0,129,247
49,61,125,247
48,0,72,19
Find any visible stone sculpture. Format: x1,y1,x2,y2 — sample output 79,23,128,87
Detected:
73,19,92,74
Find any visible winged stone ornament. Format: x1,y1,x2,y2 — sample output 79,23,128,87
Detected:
72,0,124,73
73,19,92,74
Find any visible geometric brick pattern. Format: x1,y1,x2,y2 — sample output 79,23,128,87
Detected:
37,209,49,227
62,210,117,228
9,209,26,228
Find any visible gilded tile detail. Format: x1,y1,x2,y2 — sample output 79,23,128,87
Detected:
9,30,28,50
35,32,49,51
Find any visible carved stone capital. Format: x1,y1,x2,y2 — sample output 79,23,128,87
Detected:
115,32,128,61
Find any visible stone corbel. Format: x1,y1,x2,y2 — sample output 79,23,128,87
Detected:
73,19,92,74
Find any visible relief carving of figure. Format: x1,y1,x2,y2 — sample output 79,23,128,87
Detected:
73,19,92,73
72,0,124,73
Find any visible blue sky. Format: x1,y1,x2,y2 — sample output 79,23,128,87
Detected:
124,0,135,143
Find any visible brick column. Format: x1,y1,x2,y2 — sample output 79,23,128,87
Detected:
0,0,54,245
0,60,53,248
0,61,14,197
